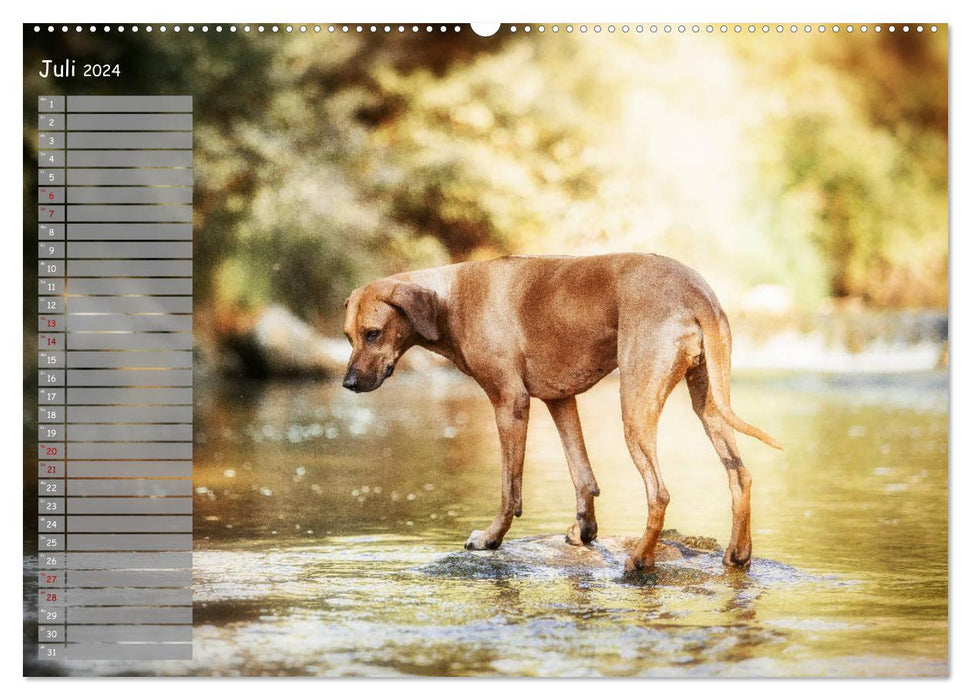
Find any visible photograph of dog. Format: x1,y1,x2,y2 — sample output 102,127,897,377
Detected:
342,253,782,570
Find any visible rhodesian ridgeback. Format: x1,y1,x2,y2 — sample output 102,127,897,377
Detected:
342,253,781,570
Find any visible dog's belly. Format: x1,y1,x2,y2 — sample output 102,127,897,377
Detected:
522,333,618,400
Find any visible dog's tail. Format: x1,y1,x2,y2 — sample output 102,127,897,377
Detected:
696,304,783,450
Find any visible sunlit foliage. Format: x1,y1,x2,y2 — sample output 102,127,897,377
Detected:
23,27,947,334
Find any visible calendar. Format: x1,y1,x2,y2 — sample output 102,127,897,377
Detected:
22,20,950,680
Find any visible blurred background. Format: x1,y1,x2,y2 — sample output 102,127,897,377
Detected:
23,27,948,376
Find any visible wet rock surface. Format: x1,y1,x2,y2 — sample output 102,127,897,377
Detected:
416,530,807,588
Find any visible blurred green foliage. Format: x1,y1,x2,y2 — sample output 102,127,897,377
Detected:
24,27,947,335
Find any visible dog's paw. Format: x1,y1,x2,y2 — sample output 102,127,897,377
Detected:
722,545,752,569
464,530,500,551
623,555,654,573
565,519,597,546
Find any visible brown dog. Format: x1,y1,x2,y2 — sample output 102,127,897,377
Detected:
342,253,781,570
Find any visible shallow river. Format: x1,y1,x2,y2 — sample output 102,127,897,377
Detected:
26,369,948,676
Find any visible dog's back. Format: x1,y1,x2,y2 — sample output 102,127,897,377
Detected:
433,254,715,400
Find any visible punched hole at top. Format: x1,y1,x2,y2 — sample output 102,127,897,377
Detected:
471,23,501,37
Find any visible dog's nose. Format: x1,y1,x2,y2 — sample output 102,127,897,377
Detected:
342,371,359,391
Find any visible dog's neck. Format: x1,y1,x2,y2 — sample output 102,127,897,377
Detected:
395,264,468,373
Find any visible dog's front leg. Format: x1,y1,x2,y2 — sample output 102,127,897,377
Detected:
465,388,530,550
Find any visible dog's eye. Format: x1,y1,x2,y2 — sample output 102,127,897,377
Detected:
364,329,381,343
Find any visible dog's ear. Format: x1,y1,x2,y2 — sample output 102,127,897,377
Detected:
385,283,440,342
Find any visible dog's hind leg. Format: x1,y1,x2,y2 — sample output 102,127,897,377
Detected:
544,397,600,545
619,330,687,572
685,361,753,568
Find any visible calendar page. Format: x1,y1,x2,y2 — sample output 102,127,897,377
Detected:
22,21,949,678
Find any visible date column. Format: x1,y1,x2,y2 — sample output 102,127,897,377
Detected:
37,94,66,662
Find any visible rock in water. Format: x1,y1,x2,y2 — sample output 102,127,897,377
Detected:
221,305,349,378
417,530,725,582
216,304,450,378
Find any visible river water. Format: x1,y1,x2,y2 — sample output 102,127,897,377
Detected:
25,369,948,677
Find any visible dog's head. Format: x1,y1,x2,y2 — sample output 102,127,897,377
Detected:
341,279,440,393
